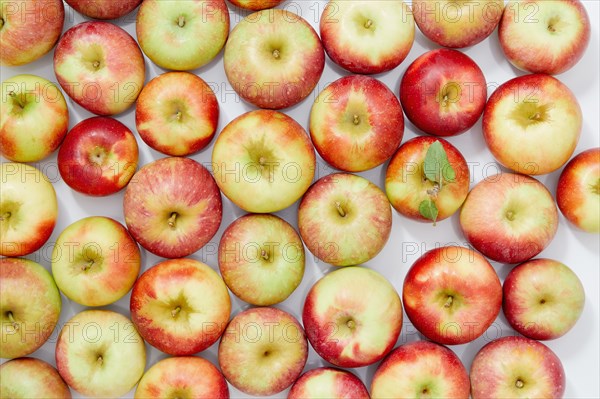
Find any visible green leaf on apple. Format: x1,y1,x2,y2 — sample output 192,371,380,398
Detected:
419,199,438,225
423,140,455,189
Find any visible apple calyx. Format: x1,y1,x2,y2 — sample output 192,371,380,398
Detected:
419,141,456,224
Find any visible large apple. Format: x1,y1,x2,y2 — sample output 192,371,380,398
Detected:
298,173,392,266
58,116,139,196
65,0,142,19
288,367,369,399
224,9,325,109
124,157,222,259
320,0,415,74
1,74,68,162
483,74,582,175
0,358,71,399
54,21,145,116
460,173,559,264
302,267,403,367
228,0,283,10
212,110,315,213
309,74,404,172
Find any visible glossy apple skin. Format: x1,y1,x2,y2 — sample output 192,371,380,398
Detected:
218,307,308,396
557,148,600,232
499,0,591,75
460,173,559,264
0,358,71,399
228,0,283,10
123,157,222,259
371,341,470,399
58,117,138,196
310,75,404,172
224,9,325,109
483,74,582,175
288,367,369,399
320,0,415,74
302,267,403,368
385,136,470,222
54,21,145,116
1,74,69,162
400,48,487,136
0,0,64,66
135,357,229,399
470,336,565,399
65,0,142,19
403,246,502,345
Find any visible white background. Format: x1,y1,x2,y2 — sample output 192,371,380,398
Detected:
1,1,599,398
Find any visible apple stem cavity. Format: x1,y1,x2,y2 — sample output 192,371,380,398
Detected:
168,212,179,229
0,211,11,221
171,306,181,317
335,201,347,217
516,379,525,389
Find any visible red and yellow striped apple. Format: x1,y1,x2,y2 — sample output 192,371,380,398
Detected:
0,358,71,399
289,367,369,399
65,0,142,19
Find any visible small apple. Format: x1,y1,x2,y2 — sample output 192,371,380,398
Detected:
288,367,369,399
228,0,283,10
0,358,71,399
65,0,142,19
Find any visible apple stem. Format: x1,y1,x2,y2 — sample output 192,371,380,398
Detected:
178,15,186,27
8,91,25,109
97,355,103,365
515,379,524,389
444,296,453,308
353,114,360,125
92,61,100,69
272,49,280,59
171,306,181,317
364,19,373,29
0,212,11,221
346,319,356,329
6,312,19,331
335,201,346,217
81,259,94,272
168,213,178,229
530,112,542,121
505,210,515,221
175,111,182,121
259,156,266,166
0,18,4,30
261,249,269,261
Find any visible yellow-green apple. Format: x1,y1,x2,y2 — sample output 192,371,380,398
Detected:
320,0,415,74
65,0,142,19
218,213,305,306
309,75,404,172
402,246,502,345
224,9,325,109
135,356,229,399
385,137,470,224
51,216,141,307
0,0,64,66
55,310,146,398
1,74,68,162
218,307,308,396
136,72,219,156
460,173,559,264
288,367,369,399
228,0,283,10
557,148,600,232
400,48,487,136
470,336,565,399
0,358,71,399
212,110,315,213
298,173,392,266
123,157,222,258
371,340,470,399
499,0,591,75
483,74,582,175
53,21,145,116
412,0,504,48
57,117,139,196
136,0,229,71
503,258,585,340
130,258,231,356
0,258,61,359
0,163,57,257
302,267,402,367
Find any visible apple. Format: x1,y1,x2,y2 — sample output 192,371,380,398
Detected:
400,48,487,137
470,336,566,399
557,148,600,232
288,367,369,399
55,310,146,398
224,9,325,109
503,258,585,340
136,72,219,156
483,74,582,175
136,0,229,71
0,0,64,66
218,307,308,396
309,74,404,172
65,0,142,19
302,266,402,367
228,0,283,10
0,258,61,359
298,173,392,266
412,0,504,48
219,213,305,306
130,258,231,356
460,173,559,264
0,162,57,257
403,246,502,345
1,74,68,162
319,0,415,74
123,157,222,259
212,110,315,213
385,136,470,224
371,340,470,399
54,21,145,116
57,116,139,196
0,358,71,399
499,0,591,75
135,356,229,399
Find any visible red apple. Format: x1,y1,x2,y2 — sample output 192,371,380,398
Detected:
228,0,283,10
65,0,142,19
0,358,71,399
288,367,369,399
